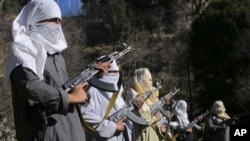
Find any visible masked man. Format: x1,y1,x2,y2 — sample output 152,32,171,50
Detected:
125,68,170,141
205,100,232,141
5,0,109,140
173,100,195,141
81,59,133,141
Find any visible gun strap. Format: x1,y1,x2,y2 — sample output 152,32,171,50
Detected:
200,121,206,140
75,103,90,130
81,90,119,132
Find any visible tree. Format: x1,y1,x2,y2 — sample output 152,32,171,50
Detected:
189,0,250,120
84,0,130,48
1,0,20,13
101,0,130,48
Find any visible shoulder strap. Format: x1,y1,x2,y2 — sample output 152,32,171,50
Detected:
79,90,119,132
80,71,123,132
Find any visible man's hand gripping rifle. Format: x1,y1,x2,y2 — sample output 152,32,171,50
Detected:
218,111,250,125
107,82,162,125
179,110,209,140
151,88,180,118
62,43,133,93
186,110,209,129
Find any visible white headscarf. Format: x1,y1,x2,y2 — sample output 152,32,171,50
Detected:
5,0,67,84
174,100,190,128
98,60,125,109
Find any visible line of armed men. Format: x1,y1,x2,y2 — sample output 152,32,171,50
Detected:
8,1,248,141
66,43,244,141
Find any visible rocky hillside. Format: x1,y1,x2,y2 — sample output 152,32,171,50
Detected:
0,10,17,140
0,1,204,140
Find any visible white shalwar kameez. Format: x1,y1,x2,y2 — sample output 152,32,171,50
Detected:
81,61,133,141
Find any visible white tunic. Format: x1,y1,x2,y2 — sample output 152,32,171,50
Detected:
81,86,133,141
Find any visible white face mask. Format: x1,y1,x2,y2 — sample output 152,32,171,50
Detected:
99,73,120,85
99,72,125,110
29,23,67,54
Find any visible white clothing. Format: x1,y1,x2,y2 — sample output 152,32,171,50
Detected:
174,100,190,128
109,60,119,71
5,0,67,83
81,86,132,141
81,60,132,141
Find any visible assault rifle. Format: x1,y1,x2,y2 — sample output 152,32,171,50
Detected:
218,111,250,125
151,88,180,117
179,110,209,140
62,43,133,93
107,82,162,125
185,110,209,129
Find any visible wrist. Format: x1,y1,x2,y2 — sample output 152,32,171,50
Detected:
68,94,77,103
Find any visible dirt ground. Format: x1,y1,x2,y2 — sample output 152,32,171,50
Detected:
0,82,16,141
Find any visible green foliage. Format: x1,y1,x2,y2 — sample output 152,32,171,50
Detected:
102,0,130,44
128,0,180,33
1,0,20,13
189,0,250,113
84,0,130,46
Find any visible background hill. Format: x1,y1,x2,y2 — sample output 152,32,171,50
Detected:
1,0,250,140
